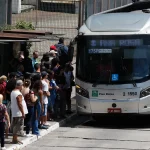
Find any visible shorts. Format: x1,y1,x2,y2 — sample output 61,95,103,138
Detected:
11,117,24,135
42,104,48,116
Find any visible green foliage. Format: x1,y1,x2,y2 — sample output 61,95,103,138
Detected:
15,21,35,30
15,21,35,50
0,25,14,32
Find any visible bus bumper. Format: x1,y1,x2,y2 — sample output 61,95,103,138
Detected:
76,95,150,115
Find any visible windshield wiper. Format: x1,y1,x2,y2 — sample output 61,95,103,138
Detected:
130,74,137,87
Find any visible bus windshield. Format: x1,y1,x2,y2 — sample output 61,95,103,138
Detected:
76,35,150,84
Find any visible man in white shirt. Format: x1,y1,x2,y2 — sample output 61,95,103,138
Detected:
11,80,28,144
41,71,50,128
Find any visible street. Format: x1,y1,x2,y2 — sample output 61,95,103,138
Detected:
23,115,150,150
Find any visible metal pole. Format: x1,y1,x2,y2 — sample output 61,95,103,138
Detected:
107,0,110,10
114,0,117,8
82,0,84,25
7,0,12,25
121,0,123,6
36,0,38,28
93,0,96,14
100,0,103,12
78,0,82,30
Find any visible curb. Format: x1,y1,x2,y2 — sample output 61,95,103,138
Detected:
7,112,77,150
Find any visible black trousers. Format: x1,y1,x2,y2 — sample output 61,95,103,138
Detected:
65,88,72,111
0,122,5,147
25,106,34,134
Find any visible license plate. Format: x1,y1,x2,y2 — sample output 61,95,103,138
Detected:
108,108,122,113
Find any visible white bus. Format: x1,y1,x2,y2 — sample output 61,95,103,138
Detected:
76,12,150,116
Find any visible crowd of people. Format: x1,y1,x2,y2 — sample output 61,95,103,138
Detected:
0,38,75,150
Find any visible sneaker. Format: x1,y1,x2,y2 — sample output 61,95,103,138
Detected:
66,110,73,114
1,147,6,150
44,123,51,126
25,134,33,137
39,125,48,129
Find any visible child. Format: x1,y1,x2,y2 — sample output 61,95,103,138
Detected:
0,94,10,150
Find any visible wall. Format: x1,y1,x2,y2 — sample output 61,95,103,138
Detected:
0,0,7,26
21,0,37,6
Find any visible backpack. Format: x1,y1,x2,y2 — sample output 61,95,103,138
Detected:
55,44,69,66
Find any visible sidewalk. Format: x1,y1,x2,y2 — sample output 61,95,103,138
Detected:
5,88,76,150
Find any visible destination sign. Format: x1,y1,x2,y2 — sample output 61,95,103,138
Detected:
88,49,112,54
90,39,143,47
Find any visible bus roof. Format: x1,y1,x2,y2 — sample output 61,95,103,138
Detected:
79,12,150,35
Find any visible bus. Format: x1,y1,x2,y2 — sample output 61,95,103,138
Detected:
76,12,150,116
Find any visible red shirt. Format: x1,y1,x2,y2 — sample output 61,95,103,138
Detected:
0,82,6,97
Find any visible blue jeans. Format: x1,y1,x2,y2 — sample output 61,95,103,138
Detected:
25,106,34,134
32,101,41,135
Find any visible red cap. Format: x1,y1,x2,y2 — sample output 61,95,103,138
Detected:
50,45,57,51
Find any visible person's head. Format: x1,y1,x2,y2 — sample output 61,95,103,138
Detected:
23,79,31,88
0,94,3,104
9,72,17,80
50,45,57,51
33,51,39,59
15,80,23,91
48,70,54,79
51,58,59,69
49,50,57,57
42,53,49,61
59,37,64,44
33,80,42,91
41,71,48,79
0,75,7,83
34,63,40,72
32,74,42,82
18,51,24,62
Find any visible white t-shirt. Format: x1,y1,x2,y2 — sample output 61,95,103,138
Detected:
11,90,28,118
42,80,49,104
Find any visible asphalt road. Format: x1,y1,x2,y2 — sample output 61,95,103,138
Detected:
23,115,150,150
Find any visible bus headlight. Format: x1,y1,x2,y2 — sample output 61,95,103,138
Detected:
140,87,150,98
76,85,89,98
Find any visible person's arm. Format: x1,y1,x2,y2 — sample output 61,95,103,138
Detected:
53,81,60,90
5,111,10,128
16,95,25,118
49,85,53,90
39,90,44,112
30,91,38,103
6,91,11,94
43,91,50,97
